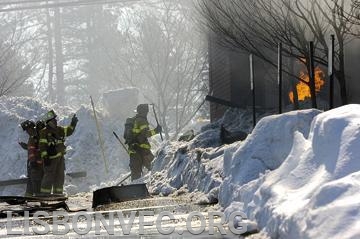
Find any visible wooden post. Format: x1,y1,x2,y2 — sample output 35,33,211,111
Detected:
278,43,283,114
250,54,256,127
90,96,109,174
309,41,317,109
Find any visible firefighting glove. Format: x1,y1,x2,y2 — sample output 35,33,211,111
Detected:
155,125,162,134
71,114,78,128
18,142,28,150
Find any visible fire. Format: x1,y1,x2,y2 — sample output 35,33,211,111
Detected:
289,67,325,103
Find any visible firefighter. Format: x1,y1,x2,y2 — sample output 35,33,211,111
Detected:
127,104,162,181
38,110,78,196
19,120,44,196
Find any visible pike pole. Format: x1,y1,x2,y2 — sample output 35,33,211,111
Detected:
150,103,163,141
112,132,131,185
115,172,131,186
113,131,129,155
90,96,109,174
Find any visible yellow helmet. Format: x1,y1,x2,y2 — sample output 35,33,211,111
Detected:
43,110,57,122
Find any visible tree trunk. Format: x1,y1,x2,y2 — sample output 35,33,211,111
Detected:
54,5,65,104
336,42,348,105
46,7,54,103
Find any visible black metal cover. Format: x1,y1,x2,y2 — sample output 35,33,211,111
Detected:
92,183,150,208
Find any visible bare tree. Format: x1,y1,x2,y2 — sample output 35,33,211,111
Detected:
333,0,360,35
197,0,351,106
46,7,55,103
286,0,351,105
0,11,39,96
0,42,31,96
103,0,208,139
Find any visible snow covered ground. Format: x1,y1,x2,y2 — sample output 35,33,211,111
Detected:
1,94,359,238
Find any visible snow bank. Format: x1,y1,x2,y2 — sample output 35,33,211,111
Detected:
151,105,360,238
150,141,226,199
219,109,321,206
149,108,258,201
221,105,360,238
0,96,130,195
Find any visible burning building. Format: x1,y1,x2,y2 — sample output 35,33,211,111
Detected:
289,62,326,105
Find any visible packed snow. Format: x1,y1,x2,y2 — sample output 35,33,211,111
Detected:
0,94,359,238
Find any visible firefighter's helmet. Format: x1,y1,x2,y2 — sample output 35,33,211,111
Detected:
136,104,149,114
21,120,35,131
43,110,57,122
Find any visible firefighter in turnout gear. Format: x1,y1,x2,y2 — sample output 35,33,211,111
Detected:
19,120,45,196
38,110,78,196
125,104,162,181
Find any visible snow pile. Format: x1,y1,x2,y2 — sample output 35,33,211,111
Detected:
0,96,130,196
150,105,360,238
221,105,360,238
150,141,225,200
149,108,257,201
102,87,139,119
200,107,267,133
219,109,321,206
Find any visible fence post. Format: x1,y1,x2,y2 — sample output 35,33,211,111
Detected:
278,43,283,114
329,34,335,109
309,41,317,108
250,54,256,127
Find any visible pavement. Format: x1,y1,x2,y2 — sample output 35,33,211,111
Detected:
0,193,263,238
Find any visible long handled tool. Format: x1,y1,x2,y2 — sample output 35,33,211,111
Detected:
112,132,132,185
115,172,131,186
150,103,163,141
113,131,129,154
90,96,109,174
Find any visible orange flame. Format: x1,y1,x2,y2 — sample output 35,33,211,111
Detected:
289,67,325,103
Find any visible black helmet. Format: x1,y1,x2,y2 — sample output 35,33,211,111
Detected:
21,120,35,131
136,104,149,115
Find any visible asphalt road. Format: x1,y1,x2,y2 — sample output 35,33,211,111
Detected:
0,196,260,238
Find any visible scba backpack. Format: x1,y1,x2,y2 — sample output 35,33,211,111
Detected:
123,117,135,144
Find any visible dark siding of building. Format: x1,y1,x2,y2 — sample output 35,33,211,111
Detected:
229,51,252,107
209,34,232,122
208,34,278,122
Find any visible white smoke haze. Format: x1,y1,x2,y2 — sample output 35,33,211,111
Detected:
0,0,208,139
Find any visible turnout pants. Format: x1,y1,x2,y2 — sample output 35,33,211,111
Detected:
31,165,44,195
25,163,43,196
25,163,32,197
40,156,65,195
129,149,154,181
